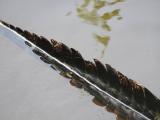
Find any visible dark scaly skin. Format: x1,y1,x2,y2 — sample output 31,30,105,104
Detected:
1,20,160,120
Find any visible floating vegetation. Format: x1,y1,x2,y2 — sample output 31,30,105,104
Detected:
94,33,110,46
76,0,125,56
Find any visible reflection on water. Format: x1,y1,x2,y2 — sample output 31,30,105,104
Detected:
76,0,125,57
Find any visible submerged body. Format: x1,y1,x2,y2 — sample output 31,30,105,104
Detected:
0,20,160,120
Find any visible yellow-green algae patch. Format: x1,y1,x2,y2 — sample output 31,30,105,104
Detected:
94,34,110,46
76,0,125,56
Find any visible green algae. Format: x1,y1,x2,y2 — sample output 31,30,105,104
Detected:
76,0,125,57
